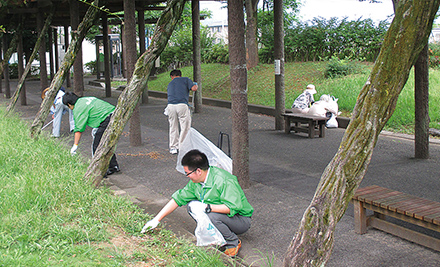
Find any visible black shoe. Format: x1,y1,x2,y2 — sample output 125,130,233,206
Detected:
106,166,120,176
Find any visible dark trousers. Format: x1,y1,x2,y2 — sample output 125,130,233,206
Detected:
92,114,118,169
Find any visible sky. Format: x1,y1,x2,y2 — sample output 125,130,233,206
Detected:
200,0,395,25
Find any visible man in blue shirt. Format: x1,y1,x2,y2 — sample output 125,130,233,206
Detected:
165,69,198,154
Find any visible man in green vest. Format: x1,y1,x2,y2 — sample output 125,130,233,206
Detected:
141,149,253,257
63,92,120,176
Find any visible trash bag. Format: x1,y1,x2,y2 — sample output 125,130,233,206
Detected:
188,201,226,247
326,113,338,128
176,128,232,174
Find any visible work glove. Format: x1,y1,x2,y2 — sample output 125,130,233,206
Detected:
141,218,160,233
188,200,207,215
70,144,78,155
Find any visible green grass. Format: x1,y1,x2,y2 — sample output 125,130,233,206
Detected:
141,62,440,133
0,108,229,266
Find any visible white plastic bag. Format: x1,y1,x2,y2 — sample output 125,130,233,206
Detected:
188,201,226,247
176,128,232,174
326,113,338,128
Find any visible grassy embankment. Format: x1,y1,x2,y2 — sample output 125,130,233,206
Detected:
0,108,229,266
143,62,440,134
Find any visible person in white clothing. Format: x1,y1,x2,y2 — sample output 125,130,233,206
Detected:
41,87,74,137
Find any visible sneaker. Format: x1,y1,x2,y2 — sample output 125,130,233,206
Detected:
106,165,120,176
223,240,241,257
170,148,178,154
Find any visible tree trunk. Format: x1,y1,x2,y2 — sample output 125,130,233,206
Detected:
125,0,142,147
64,25,71,88
283,1,440,266
274,0,284,130
54,28,59,72
17,25,26,106
6,8,54,114
138,9,149,104
48,26,55,80
245,0,259,69
229,0,250,189
37,11,49,91
414,44,430,159
2,35,11,99
83,0,188,187
29,0,101,138
70,0,84,96
102,13,112,97
192,0,202,113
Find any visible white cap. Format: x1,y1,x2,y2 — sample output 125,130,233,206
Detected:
306,84,317,95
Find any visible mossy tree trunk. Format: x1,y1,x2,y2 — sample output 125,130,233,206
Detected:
229,0,250,189
84,0,188,187
6,7,54,114
283,1,440,266
29,0,101,138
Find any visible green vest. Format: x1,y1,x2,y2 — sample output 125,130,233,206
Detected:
73,97,115,133
172,166,254,217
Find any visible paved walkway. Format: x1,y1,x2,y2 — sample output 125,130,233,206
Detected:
2,78,440,266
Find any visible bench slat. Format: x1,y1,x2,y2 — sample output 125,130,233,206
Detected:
378,194,412,210
423,210,440,225
414,207,440,223
395,198,432,216
405,202,440,217
356,187,393,203
370,191,404,206
430,215,440,225
353,185,383,197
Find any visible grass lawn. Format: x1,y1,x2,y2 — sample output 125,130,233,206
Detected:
139,62,440,134
0,109,230,266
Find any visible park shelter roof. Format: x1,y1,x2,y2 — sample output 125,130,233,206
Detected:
1,0,166,29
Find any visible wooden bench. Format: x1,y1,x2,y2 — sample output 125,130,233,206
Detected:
352,185,440,251
282,113,328,138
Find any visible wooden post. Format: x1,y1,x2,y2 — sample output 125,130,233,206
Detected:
353,200,367,234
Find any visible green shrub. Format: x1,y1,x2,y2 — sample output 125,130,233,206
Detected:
324,56,365,78
203,43,229,63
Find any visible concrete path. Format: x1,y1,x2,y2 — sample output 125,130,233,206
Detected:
2,78,440,266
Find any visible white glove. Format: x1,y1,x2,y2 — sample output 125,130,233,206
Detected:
141,218,160,233
70,144,78,155
188,201,207,215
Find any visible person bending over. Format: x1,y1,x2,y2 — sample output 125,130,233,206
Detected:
141,149,253,257
62,92,120,176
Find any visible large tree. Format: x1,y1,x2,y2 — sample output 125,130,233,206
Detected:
283,0,440,266
229,0,250,188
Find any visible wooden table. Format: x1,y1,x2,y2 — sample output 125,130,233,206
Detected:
282,113,329,138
